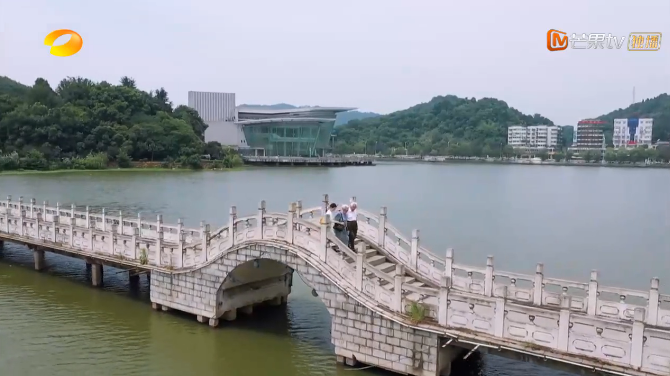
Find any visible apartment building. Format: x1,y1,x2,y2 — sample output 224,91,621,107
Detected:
570,119,606,151
613,118,653,148
507,125,562,150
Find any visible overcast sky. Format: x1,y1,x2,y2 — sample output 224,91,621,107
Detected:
0,0,668,124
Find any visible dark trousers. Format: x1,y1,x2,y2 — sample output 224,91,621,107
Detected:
347,220,358,250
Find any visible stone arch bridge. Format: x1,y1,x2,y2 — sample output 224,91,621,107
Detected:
0,194,669,376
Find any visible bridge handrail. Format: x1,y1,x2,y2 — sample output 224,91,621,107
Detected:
354,204,667,329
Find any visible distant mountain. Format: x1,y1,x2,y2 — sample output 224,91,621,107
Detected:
596,94,670,145
239,103,380,126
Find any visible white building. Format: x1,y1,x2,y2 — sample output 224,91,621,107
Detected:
188,91,247,148
507,125,561,149
613,118,653,148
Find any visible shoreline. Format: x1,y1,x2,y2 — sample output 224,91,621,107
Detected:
0,167,245,176
374,157,670,169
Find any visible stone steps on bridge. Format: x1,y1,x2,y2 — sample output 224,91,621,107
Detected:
336,238,436,305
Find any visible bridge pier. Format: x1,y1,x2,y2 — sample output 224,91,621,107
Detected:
437,345,466,376
222,309,237,321
33,247,45,271
129,273,140,289
91,263,103,287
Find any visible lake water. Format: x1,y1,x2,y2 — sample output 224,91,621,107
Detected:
1,162,668,376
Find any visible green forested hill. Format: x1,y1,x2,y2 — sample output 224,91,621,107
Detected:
0,75,225,170
333,95,554,156
597,94,670,145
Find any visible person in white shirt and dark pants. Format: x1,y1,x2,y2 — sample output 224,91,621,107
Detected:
346,201,358,250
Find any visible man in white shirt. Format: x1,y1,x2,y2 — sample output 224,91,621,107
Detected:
346,201,358,250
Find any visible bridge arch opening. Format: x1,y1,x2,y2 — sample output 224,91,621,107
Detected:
213,244,341,322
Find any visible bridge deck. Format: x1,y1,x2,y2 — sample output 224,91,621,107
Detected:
0,194,668,376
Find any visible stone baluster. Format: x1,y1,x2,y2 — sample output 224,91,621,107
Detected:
70,204,76,226
43,200,48,219
110,223,117,255
30,198,35,219
438,276,450,326
444,248,454,282
199,221,206,262
101,208,107,231
647,277,660,325
533,263,544,305
229,206,237,248
176,218,183,240
587,270,599,316
355,243,365,290
495,286,507,337
409,229,419,270
4,196,11,232
35,212,41,239
484,256,494,297
156,214,163,235
377,206,387,248
18,197,24,236
85,206,90,229
288,203,296,244
157,228,164,265
258,200,266,240
557,295,572,351
178,231,185,268
118,211,124,235
52,212,59,241
132,227,139,259
630,308,646,368
322,194,329,214
137,213,142,237
319,211,329,262
394,264,404,312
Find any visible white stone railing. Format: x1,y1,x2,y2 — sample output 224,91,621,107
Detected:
350,201,670,332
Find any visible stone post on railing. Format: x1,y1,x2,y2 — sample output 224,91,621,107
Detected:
355,243,365,291
156,214,163,234
69,215,74,246
587,270,599,316
6,195,11,216
132,227,139,259
88,222,93,250
444,248,454,281
647,277,660,325
178,231,185,268
119,211,124,235
322,194,329,214
229,206,237,248
176,218,183,239
30,198,35,219
410,229,419,271
52,213,59,241
137,213,142,237
557,294,571,351
199,221,207,261
35,212,41,238
56,203,61,223
203,224,210,261
18,197,24,236
110,222,117,255
85,206,90,229
533,263,544,305
101,208,107,231
157,228,164,265
296,200,302,218
394,264,404,313
42,200,47,218
484,256,494,297
319,211,329,262
438,276,450,326
495,286,507,337
377,207,387,248
288,203,296,245
630,308,646,368
258,200,266,240
71,204,76,225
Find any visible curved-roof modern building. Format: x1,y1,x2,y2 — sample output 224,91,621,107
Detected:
237,107,355,157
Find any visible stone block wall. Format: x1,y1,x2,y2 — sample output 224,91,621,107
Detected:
150,243,441,375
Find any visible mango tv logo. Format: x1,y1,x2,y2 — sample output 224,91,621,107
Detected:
44,29,83,57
